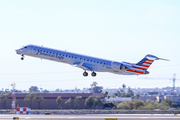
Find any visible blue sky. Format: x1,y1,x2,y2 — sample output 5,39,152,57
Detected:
0,0,180,91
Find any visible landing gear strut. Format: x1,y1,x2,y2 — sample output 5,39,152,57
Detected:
91,72,97,77
21,54,24,60
83,71,88,77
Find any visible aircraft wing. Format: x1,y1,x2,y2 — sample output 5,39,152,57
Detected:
73,62,93,71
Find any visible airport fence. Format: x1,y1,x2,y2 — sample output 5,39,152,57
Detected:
0,109,180,114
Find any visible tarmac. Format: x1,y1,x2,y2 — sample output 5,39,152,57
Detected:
0,114,180,120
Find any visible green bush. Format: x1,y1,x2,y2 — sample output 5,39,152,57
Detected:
117,103,125,109
117,100,144,110
117,102,130,109
157,103,170,110
116,98,177,110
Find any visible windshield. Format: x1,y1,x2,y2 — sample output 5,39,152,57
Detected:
24,46,27,48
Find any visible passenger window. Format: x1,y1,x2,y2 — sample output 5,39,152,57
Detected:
97,62,99,63
104,63,105,65
66,55,68,57
80,58,81,60
91,60,92,62
100,62,102,64
84,59,86,61
75,57,76,59
87,59,89,61
72,56,73,58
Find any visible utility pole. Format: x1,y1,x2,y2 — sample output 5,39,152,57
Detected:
11,82,16,114
11,82,15,92
172,74,176,91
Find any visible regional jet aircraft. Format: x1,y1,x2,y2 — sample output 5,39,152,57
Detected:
15,45,168,77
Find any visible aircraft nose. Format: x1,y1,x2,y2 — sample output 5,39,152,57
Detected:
15,49,22,54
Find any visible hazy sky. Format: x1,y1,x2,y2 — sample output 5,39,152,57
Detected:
0,0,180,91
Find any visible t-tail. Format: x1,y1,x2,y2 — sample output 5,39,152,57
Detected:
125,54,169,75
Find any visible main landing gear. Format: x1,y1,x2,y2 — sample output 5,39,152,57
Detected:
83,71,97,77
91,72,96,77
83,71,88,77
21,54,24,60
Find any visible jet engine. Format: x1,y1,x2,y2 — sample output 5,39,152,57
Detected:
111,62,128,71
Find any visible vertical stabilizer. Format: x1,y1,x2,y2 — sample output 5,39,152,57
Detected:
134,54,159,70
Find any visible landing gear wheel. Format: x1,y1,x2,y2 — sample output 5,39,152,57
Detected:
83,71,88,77
91,72,97,77
21,54,24,60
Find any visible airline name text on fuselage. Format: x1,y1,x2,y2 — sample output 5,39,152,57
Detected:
38,50,64,60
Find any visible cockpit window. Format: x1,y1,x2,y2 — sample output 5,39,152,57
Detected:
24,46,27,48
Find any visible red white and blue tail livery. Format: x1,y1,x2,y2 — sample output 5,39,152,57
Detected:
16,45,169,77
124,54,169,75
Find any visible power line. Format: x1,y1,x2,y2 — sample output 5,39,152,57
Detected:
0,71,80,75
0,64,180,76
150,65,180,68
0,75,180,84
0,76,133,83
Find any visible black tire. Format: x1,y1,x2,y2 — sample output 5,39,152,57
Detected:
91,72,96,77
21,57,24,60
83,72,88,77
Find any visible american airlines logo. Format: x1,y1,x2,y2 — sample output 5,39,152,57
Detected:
38,51,64,60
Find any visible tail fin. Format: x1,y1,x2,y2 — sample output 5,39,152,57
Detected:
125,54,169,75
133,54,169,70
135,54,156,70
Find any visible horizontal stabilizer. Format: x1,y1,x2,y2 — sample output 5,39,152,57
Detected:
158,58,170,61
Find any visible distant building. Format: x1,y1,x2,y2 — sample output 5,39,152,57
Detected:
165,96,180,106
148,92,159,96
0,93,104,109
156,96,165,103
104,97,131,103
134,96,157,102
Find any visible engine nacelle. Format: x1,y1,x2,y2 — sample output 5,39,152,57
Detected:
120,64,128,70
111,62,127,71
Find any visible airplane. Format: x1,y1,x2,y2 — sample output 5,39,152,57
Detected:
15,45,169,77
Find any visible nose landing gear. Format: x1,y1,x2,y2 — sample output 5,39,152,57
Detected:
21,55,24,60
